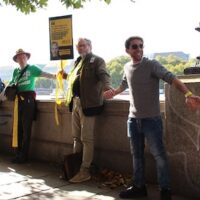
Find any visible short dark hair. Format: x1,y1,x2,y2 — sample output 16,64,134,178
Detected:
125,36,144,49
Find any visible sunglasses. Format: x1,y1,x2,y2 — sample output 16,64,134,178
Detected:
130,44,144,49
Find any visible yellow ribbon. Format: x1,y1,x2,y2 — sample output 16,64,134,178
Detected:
55,104,59,126
65,59,83,106
55,72,64,105
12,96,18,147
55,60,67,125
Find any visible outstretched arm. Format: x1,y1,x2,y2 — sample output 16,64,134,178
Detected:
40,70,68,79
104,85,126,99
171,78,190,94
171,78,200,109
40,71,56,79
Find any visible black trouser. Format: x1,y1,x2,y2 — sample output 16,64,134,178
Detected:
16,96,36,160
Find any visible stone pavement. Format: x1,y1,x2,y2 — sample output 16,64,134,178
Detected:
0,154,196,200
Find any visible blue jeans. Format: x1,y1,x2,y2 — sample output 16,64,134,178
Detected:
128,116,170,189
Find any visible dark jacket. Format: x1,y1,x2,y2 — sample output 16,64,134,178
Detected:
70,53,111,116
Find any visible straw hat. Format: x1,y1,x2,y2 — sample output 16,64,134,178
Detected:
13,48,31,62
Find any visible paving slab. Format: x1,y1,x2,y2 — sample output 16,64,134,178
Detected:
0,154,198,200
14,185,114,200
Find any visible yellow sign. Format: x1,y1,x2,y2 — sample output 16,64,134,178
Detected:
49,15,74,60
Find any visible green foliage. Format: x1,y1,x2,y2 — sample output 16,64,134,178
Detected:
155,55,196,89
107,54,197,90
107,55,130,88
155,55,196,75
0,0,112,14
2,0,48,13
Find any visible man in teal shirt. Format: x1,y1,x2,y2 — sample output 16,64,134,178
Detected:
10,49,56,164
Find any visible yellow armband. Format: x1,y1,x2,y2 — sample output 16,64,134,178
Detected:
184,91,193,98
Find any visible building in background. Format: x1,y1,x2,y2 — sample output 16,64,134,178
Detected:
150,51,190,61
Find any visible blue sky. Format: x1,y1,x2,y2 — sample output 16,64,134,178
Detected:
0,0,200,67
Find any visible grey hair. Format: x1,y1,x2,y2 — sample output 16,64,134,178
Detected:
78,38,92,47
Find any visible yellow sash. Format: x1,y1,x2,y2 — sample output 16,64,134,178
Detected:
12,96,18,147
55,60,67,125
65,59,83,106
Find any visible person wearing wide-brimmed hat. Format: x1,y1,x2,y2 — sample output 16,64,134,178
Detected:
9,48,56,164
13,49,31,62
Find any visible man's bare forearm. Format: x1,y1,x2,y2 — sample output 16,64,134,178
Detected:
40,71,56,79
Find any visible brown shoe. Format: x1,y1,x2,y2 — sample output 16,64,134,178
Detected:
69,168,91,183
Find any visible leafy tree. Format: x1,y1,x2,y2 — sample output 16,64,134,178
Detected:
156,55,186,68
107,54,197,90
155,55,196,89
0,0,113,14
155,55,196,75
107,55,130,88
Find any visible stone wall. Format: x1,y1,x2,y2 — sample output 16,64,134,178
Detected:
0,98,164,175
0,99,132,172
165,75,200,198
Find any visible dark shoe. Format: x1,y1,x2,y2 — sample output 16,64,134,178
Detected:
160,188,172,200
11,156,20,163
119,184,147,199
11,156,27,164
